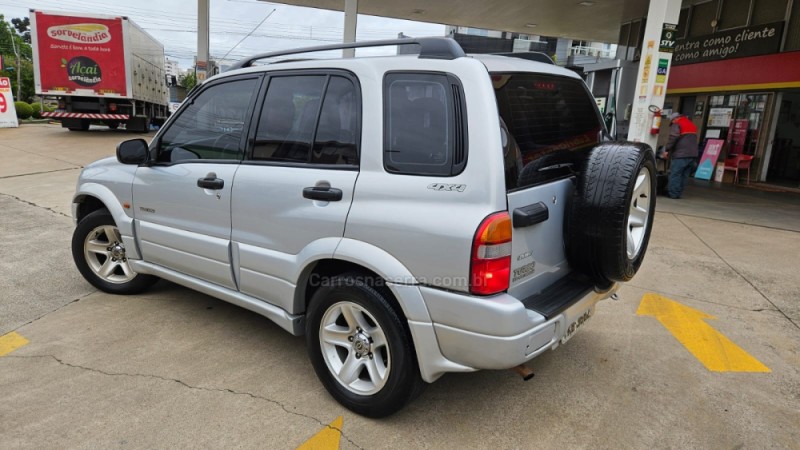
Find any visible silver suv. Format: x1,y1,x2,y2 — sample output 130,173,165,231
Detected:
71,38,656,417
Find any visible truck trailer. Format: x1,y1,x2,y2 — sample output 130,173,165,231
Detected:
31,10,169,132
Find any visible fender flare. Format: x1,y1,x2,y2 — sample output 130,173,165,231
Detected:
300,238,432,323
73,183,139,259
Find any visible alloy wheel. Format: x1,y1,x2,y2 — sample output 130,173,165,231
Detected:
319,301,391,395
83,225,136,284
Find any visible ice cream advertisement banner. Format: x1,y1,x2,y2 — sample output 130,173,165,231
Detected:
0,77,19,128
34,12,127,96
695,139,725,180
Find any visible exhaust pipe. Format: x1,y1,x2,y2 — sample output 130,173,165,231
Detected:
511,364,534,381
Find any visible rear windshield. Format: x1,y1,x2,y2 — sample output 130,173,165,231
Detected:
493,73,603,191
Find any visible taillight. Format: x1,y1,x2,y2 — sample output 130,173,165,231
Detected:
470,212,512,295
108,103,117,112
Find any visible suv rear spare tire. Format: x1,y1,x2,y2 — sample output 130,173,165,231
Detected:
566,142,656,286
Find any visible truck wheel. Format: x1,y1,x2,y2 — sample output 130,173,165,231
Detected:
71,209,158,294
565,143,656,286
306,274,424,418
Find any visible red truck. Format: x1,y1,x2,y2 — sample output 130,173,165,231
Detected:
31,10,169,132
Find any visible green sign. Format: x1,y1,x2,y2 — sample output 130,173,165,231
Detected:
660,23,678,53
656,58,669,83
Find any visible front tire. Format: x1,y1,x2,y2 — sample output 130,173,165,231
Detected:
306,274,424,418
71,209,157,294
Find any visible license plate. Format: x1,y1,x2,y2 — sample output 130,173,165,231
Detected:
560,307,593,344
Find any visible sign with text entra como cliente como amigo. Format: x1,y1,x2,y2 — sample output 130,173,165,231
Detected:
672,21,784,66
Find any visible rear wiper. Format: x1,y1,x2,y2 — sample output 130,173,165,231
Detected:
538,163,573,171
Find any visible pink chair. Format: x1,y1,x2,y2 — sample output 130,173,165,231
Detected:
724,154,754,184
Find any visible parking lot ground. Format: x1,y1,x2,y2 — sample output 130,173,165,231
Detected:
1,124,799,448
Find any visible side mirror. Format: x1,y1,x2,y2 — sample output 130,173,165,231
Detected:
116,139,149,165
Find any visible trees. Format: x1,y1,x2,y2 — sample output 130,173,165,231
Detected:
0,15,34,102
11,17,30,43
180,71,197,91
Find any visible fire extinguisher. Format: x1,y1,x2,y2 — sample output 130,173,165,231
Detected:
648,105,662,135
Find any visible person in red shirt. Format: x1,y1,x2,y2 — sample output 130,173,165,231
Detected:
664,112,699,199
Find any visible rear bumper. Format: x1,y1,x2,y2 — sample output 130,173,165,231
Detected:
42,112,130,120
419,283,618,370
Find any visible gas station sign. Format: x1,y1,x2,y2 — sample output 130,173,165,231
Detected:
660,23,677,53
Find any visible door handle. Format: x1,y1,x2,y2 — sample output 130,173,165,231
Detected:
303,186,343,201
197,172,224,190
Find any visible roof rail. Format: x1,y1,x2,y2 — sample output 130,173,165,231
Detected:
227,37,465,71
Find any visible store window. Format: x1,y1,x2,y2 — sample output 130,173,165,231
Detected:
719,0,751,30
616,23,631,59
751,0,788,25
787,1,800,51
627,20,641,60
689,1,719,37
769,92,800,185
705,93,769,157
632,19,646,60
677,8,690,39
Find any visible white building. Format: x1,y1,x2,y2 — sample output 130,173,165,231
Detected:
164,59,181,79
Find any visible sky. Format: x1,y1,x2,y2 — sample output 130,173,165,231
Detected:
0,0,447,70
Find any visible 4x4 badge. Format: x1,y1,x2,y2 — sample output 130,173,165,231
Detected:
427,183,466,192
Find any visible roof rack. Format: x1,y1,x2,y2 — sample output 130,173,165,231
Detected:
227,37,465,71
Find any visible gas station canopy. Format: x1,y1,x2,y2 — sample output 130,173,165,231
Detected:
258,0,652,43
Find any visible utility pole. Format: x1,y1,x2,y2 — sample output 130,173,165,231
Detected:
196,0,210,82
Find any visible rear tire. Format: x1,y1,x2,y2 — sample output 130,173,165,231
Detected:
566,142,656,285
306,274,424,418
71,209,157,294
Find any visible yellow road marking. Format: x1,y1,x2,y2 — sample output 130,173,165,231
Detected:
637,293,770,372
297,416,343,450
0,332,29,357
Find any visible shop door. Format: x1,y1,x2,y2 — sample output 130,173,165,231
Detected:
768,91,800,185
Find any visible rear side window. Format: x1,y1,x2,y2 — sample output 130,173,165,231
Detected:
253,75,326,163
252,75,360,166
493,73,602,191
383,73,466,176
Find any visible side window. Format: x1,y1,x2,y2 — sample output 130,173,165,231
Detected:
252,76,326,163
310,77,359,165
158,78,258,163
383,73,465,176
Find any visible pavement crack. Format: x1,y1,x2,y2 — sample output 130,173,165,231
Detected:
0,192,71,218
673,213,800,331
0,167,81,180
666,211,800,234
625,284,781,313
0,142,84,168
11,291,96,333
8,354,365,450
